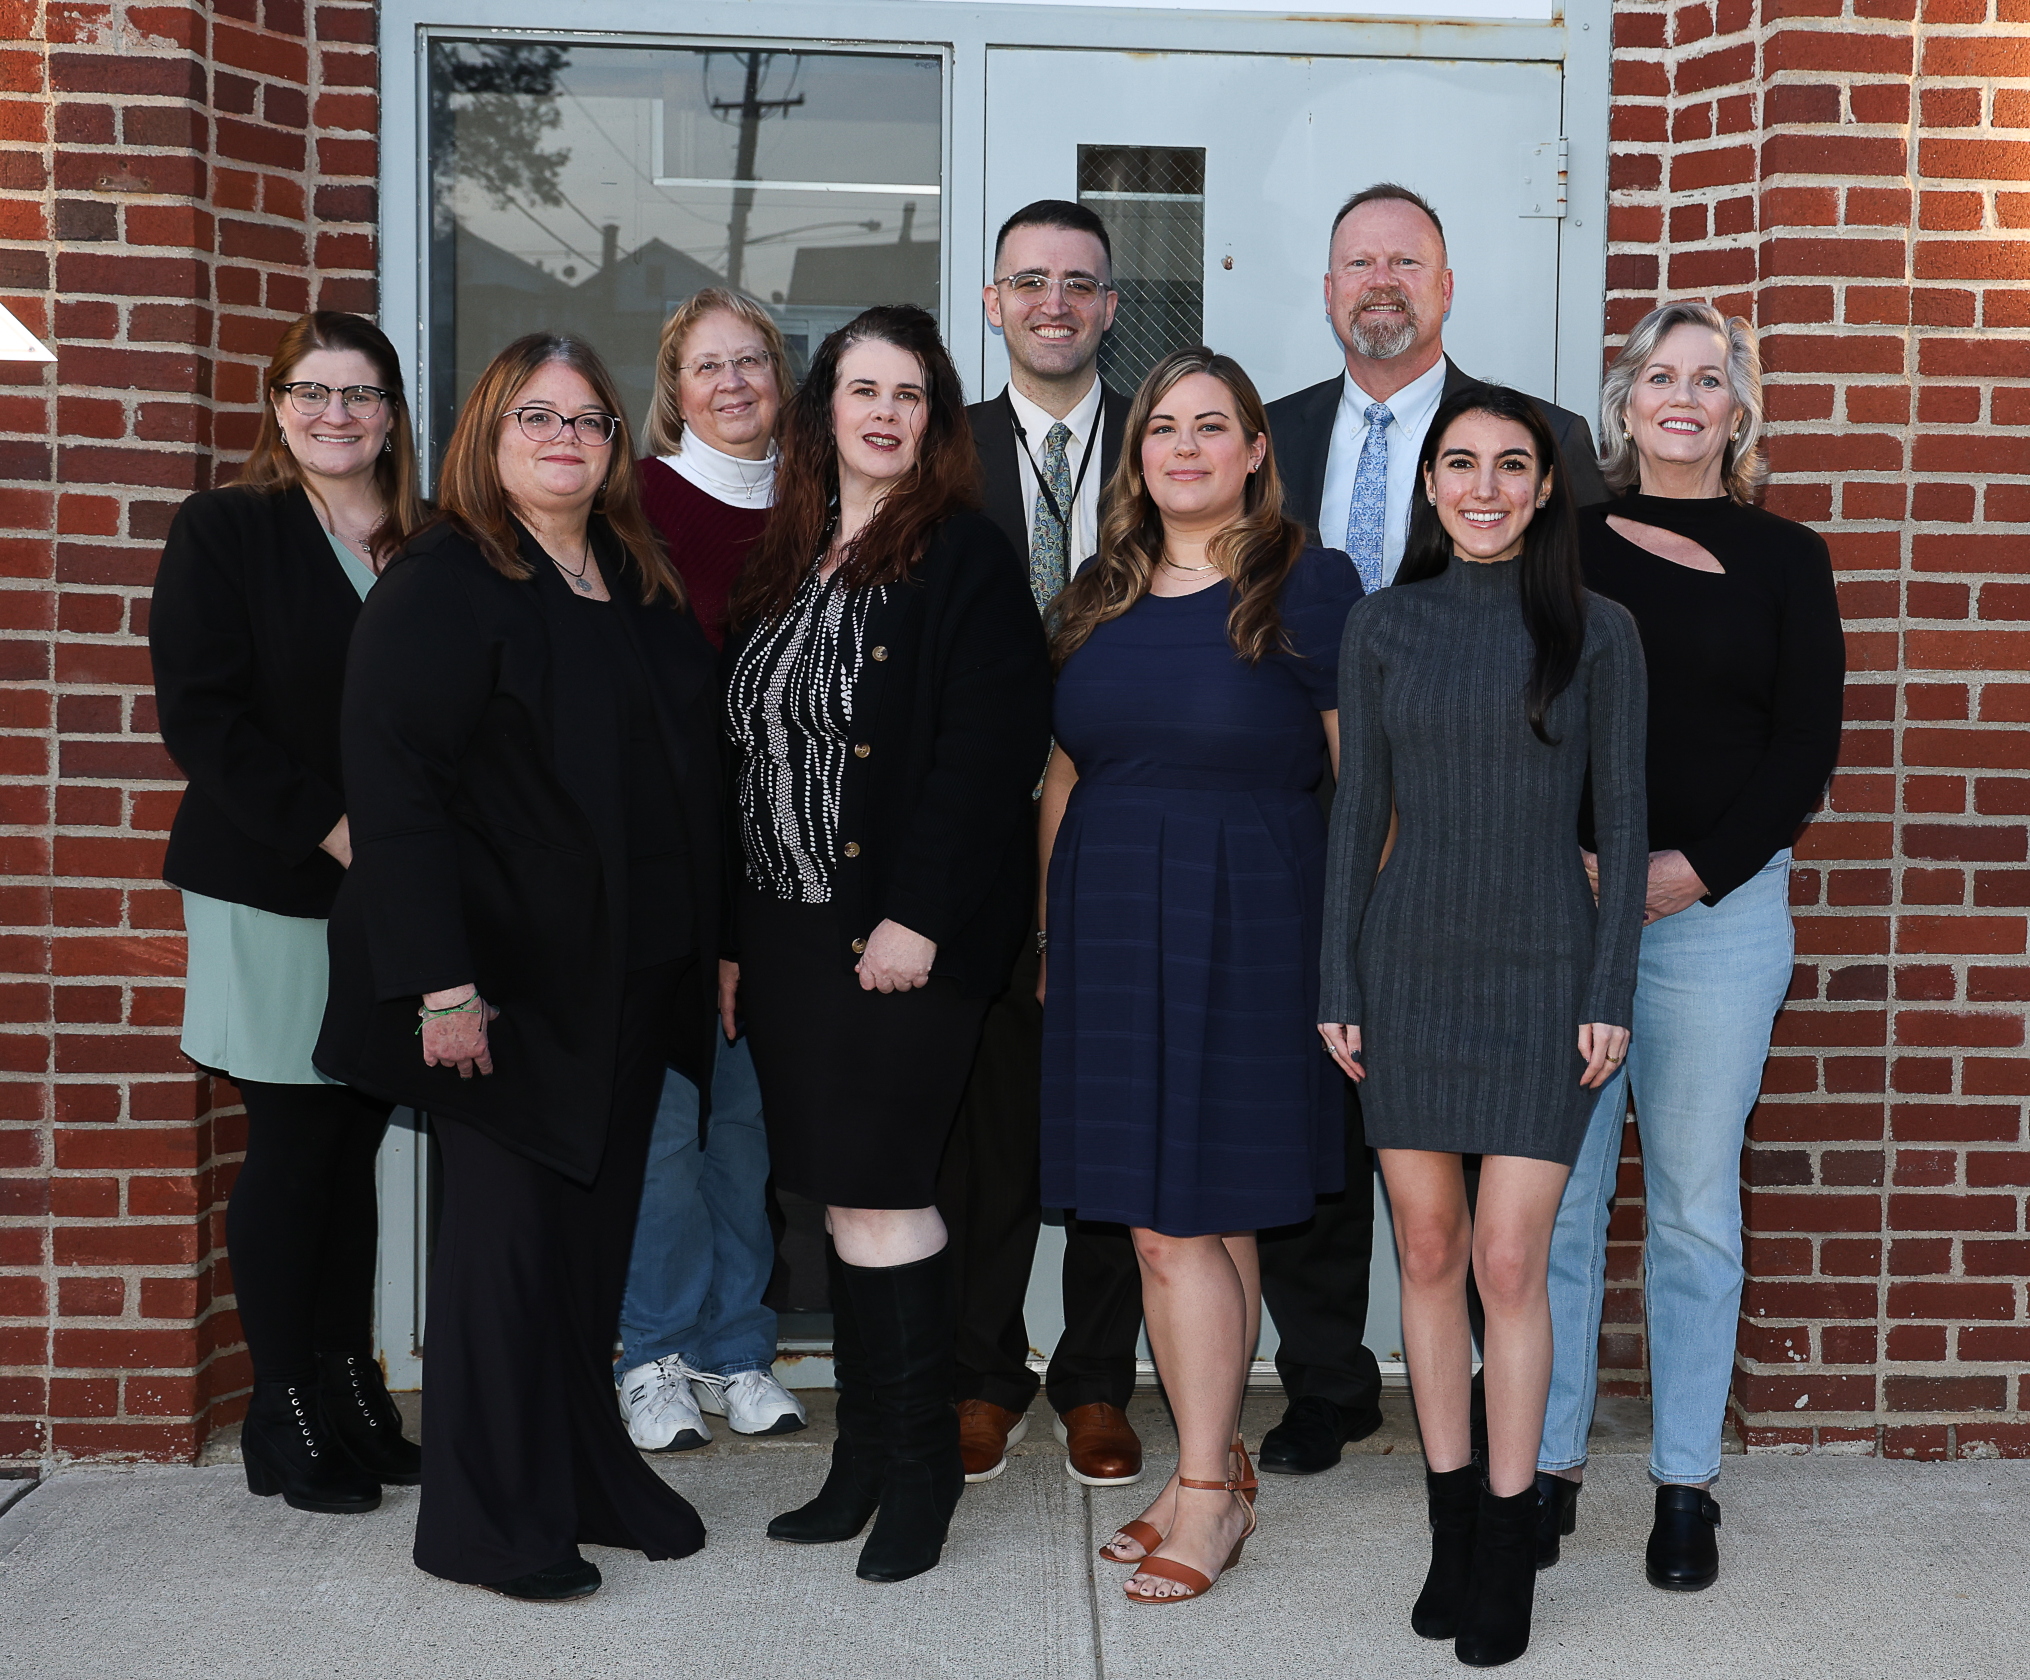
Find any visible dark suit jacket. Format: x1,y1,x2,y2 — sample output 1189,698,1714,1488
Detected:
725,510,1053,998
1266,356,1610,547
315,519,722,1186
966,384,1133,566
150,483,367,918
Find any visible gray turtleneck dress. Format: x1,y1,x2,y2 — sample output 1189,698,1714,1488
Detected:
1320,555,1648,1164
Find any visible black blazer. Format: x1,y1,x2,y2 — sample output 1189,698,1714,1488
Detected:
150,483,367,917
967,384,1133,565
314,520,722,1186
725,510,1052,998
1266,356,1611,547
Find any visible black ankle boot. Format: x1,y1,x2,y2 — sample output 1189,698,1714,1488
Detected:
317,1352,422,1485
1410,1463,1481,1639
1646,1484,1721,1591
1454,1482,1540,1668
839,1248,964,1584
1533,1470,1580,1569
241,1380,381,1513
769,1243,884,1544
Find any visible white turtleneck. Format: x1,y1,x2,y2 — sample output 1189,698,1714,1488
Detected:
660,430,777,512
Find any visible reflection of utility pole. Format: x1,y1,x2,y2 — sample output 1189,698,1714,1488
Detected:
712,52,803,293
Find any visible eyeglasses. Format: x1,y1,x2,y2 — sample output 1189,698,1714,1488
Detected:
501,407,620,446
276,381,391,418
677,352,775,381
993,273,1111,307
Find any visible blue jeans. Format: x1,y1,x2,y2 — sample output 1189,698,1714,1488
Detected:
618,1034,779,1376
1539,851,1795,1486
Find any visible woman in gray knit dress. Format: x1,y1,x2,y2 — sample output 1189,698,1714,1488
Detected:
1319,387,1646,1669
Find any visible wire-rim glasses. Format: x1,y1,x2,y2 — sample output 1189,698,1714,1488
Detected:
677,352,775,382
501,407,621,446
276,381,391,419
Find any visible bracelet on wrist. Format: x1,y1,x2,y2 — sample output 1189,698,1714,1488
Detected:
415,995,481,1034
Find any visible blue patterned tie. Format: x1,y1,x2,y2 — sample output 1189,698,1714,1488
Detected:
1029,421,1073,612
1344,402,1393,594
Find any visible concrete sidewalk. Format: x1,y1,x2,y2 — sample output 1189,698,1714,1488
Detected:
1,1392,2024,1680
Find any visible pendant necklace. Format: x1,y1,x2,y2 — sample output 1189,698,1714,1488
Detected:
554,538,598,595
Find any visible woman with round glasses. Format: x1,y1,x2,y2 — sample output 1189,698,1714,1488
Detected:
150,311,425,1518
317,332,724,1602
611,290,805,1457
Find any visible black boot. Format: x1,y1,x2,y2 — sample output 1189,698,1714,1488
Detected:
842,1248,964,1584
1645,1484,1721,1591
1454,1482,1540,1668
1533,1470,1579,1569
1410,1463,1481,1639
317,1352,422,1485
241,1379,381,1513
768,1243,884,1544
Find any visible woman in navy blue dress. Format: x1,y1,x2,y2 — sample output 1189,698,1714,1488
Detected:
1039,347,1361,1605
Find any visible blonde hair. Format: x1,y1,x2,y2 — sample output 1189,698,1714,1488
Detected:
235,311,424,559
1599,300,1766,501
642,288,794,456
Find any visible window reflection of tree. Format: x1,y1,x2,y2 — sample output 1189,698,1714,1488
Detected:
429,42,575,252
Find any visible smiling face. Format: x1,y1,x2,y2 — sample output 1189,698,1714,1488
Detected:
983,222,1117,387
494,359,613,524
830,337,930,492
1139,370,1267,532
676,308,780,460
1624,322,1738,488
1424,409,1549,564
1325,198,1453,370
272,346,394,485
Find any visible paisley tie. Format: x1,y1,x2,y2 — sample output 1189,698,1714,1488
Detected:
1344,401,1394,595
1029,421,1073,612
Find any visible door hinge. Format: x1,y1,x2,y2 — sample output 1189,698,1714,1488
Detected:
1520,138,1568,219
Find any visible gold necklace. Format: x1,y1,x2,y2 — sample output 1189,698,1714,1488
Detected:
1162,555,1217,574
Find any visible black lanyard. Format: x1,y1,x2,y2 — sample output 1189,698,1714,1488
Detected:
1006,392,1100,549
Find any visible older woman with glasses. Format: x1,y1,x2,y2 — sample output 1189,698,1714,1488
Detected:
317,332,724,1602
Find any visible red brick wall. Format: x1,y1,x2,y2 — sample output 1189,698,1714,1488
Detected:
1606,0,2030,1458
0,0,376,1465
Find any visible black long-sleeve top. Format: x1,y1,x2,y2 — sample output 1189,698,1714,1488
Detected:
1578,492,1845,904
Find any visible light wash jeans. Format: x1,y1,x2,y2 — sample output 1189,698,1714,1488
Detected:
1539,850,1795,1487
618,1034,779,1376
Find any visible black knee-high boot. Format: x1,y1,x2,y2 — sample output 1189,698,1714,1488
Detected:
1410,1463,1481,1639
841,1246,964,1584
1455,1482,1541,1668
768,1242,884,1543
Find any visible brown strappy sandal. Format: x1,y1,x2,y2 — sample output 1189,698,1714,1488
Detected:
1101,1438,1257,1563
1123,1474,1258,1605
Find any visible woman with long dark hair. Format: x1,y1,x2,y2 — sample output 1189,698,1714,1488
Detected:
1039,347,1363,1605
316,332,722,1600
151,311,425,1515
1318,385,1646,1666
726,305,1051,1583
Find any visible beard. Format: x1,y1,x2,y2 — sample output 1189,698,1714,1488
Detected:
1347,286,1420,360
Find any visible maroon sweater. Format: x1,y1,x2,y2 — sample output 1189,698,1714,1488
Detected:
636,456,771,648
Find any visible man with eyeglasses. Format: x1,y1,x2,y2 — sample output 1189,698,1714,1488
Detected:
938,200,1146,1493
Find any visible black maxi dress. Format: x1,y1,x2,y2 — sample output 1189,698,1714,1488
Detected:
317,520,722,1583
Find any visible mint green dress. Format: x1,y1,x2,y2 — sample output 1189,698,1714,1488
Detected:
178,531,377,1085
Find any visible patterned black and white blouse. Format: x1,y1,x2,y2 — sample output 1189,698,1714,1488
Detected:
727,564,888,903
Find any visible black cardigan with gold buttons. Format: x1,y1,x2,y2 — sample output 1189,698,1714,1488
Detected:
724,509,1052,998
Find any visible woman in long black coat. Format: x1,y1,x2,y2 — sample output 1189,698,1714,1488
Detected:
316,332,722,1601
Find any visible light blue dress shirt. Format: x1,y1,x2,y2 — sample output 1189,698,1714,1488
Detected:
1316,358,1448,588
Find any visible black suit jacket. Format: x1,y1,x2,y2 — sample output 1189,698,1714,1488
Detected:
725,510,1053,998
1266,356,1610,547
315,519,722,1185
967,384,1133,567
150,483,367,918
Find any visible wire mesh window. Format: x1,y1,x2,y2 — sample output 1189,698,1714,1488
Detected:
1077,145,1205,397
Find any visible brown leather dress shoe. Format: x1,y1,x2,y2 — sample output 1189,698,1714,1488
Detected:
956,1397,1028,1482
1054,1402,1145,1487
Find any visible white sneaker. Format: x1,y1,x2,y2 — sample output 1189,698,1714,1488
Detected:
617,1355,711,1452
690,1367,809,1437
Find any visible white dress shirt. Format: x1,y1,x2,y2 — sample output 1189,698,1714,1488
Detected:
1006,377,1105,578
1316,357,1448,588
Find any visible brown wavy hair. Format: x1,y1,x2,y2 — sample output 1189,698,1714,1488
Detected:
729,305,979,624
233,311,424,560
641,286,795,457
1049,346,1306,668
426,332,682,605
